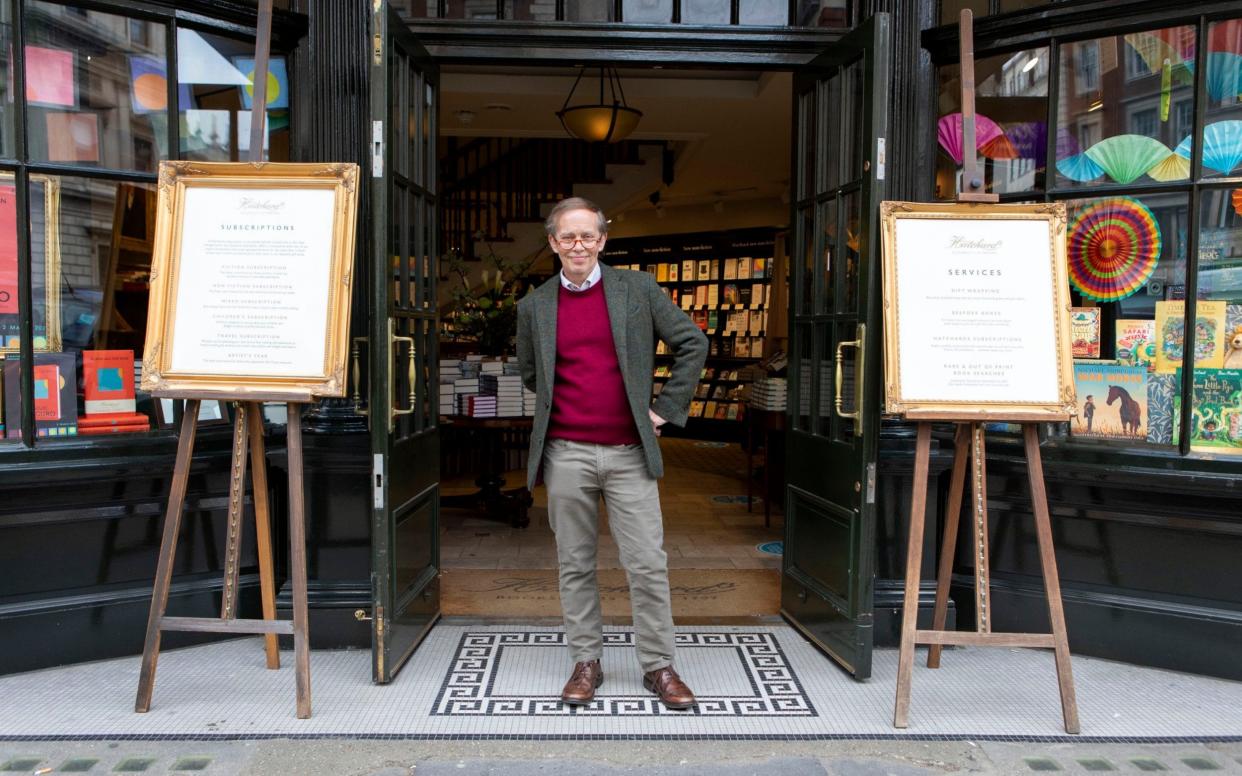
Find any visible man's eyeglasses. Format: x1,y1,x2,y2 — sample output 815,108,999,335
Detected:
554,234,600,250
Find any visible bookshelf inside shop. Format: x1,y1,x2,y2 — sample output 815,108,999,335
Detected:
603,227,787,441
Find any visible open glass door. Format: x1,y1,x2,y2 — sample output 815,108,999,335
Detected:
366,2,441,684
782,13,889,680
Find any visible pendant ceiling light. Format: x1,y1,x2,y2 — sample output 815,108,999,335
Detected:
557,66,643,143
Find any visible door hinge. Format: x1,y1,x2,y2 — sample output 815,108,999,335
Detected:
372,121,384,178
865,462,877,505
373,453,384,509
876,137,886,181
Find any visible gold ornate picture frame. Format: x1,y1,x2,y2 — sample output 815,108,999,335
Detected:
142,161,359,401
0,173,62,354
880,201,1074,422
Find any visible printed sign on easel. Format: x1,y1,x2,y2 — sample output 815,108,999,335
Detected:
880,201,1075,421
881,200,1082,735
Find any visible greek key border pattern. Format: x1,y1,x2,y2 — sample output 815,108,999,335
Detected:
432,631,817,717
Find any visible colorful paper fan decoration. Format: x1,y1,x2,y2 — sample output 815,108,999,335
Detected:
1083,134,1175,184
1200,121,1242,175
1057,153,1104,182
1204,52,1242,101
1006,121,1048,166
936,112,1004,165
1067,197,1162,303
1146,152,1190,182
979,133,1020,160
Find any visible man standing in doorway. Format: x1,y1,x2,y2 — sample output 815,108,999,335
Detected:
517,197,708,710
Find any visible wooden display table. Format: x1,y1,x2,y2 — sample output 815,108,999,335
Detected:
745,407,786,527
440,415,534,528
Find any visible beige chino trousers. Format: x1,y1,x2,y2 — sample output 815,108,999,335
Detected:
542,438,676,674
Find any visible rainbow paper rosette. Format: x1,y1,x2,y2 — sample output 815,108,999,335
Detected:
1067,197,1162,302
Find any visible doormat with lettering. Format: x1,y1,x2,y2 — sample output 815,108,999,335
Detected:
441,568,780,618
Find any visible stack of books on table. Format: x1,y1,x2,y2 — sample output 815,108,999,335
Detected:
747,377,788,411
457,394,496,418
523,388,536,415
79,412,151,435
439,359,461,415
452,377,480,416
480,373,525,417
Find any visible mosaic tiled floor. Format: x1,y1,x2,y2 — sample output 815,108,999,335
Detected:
2,624,1240,742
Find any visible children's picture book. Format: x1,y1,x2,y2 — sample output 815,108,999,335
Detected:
1115,319,1156,371
1146,372,1177,445
1173,368,1242,453
1070,361,1148,440
1225,304,1242,370
3,352,77,438
83,349,137,415
1155,300,1227,374
1070,307,1101,358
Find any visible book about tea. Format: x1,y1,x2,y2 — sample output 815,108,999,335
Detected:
1155,300,1227,374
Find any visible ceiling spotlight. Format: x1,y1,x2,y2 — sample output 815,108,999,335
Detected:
455,109,476,125
557,66,643,143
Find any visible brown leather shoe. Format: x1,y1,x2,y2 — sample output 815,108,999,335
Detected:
643,665,696,710
560,659,603,705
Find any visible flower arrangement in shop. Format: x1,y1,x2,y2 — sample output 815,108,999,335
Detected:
443,238,538,356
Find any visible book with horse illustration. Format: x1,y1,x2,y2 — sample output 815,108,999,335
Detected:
1070,361,1148,440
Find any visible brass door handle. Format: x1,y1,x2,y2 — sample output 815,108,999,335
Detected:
389,319,416,430
834,322,865,437
352,337,369,418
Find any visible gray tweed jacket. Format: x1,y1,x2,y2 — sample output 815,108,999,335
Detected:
516,262,709,490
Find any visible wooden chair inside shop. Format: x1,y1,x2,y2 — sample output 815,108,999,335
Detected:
96,183,157,350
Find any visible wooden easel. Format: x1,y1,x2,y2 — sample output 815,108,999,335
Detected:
891,10,1079,735
134,400,311,718
133,0,315,719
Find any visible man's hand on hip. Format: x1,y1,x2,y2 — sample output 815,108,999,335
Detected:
649,409,667,436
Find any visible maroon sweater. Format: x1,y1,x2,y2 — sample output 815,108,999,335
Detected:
546,280,641,446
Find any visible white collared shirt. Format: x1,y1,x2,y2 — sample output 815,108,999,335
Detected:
559,263,602,292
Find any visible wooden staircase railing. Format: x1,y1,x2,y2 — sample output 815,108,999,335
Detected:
439,137,655,260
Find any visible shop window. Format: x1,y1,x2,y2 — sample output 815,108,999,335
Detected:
1190,189,1242,455
23,1,168,172
739,0,786,26
0,3,13,160
681,0,730,26
505,0,558,21
1056,26,1195,190
1200,18,1242,181
178,29,289,163
563,0,615,21
1060,193,1188,449
796,0,848,29
935,47,1049,200
940,0,988,27
623,0,673,24
441,0,499,19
